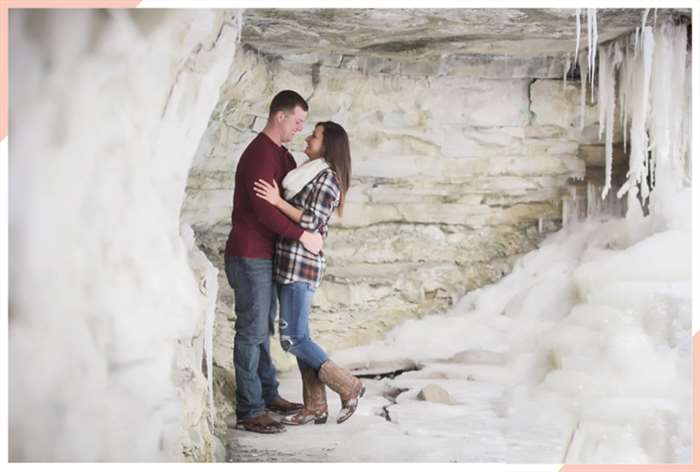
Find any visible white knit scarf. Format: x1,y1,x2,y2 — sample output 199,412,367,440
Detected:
282,158,330,200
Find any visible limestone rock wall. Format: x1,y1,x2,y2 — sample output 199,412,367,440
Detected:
181,48,617,389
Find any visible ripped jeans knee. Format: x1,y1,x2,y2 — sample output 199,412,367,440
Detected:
279,318,294,352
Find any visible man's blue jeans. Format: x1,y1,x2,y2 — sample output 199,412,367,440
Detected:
277,281,329,371
225,256,281,421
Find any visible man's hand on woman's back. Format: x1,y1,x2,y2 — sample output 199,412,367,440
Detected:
299,231,323,255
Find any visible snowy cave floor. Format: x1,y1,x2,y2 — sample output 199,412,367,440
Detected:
217,210,693,463
221,368,573,463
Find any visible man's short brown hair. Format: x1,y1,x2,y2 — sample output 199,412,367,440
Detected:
269,90,309,117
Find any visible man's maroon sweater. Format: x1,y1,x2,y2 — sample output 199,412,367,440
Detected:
225,133,304,259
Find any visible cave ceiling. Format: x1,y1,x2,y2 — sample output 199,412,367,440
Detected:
241,8,690,61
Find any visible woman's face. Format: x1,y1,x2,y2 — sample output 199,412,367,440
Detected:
304,125,324,159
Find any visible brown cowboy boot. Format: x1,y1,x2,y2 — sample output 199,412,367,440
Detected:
235,411,286,434
281,365,328,425
318,360,365,424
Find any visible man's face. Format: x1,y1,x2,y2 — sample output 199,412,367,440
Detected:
279,106,307,144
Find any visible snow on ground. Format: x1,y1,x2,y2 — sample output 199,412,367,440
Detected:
226,189,691,463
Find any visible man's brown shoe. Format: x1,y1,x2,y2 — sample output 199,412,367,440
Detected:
235,412,286,434
266,396,304,414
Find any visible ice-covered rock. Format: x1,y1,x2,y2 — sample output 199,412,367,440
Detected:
416,384,457,405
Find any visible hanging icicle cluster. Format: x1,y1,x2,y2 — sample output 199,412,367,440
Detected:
574,9,691,215
574,9,597,132
597,40,623,199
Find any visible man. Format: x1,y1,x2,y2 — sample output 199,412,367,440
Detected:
224,90,323,434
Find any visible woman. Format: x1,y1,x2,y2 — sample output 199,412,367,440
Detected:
253,121,364,425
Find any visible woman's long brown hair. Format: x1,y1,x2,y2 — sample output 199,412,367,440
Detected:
318,121,352,217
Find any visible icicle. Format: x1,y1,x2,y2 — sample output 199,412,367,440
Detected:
622,37,632,154
681,30,692,182
619,38,628,153
582,16,694,218
599,44,610,198
563,53,570,89
618,42,625,146
598,44,607,140
591,8,598,100
579,50,588,131
587,8,593,86
638,27,654,203
649,140,656,191
623,81,628,155
641,8,650,28
574,9,581,64
617,26,655,205
671,24,689,184
647,22,691,211
600,43,623,200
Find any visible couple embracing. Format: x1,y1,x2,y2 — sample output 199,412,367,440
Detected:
224,90,364,434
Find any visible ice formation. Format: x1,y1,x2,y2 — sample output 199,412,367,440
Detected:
9,10,241,461
591,8,598,99
576,8,598,125
597,41,623,199
574,9,581,64
181,224,219,422
578,50,588,131
332,194,691,462
584,8,598,100
578,10,690,212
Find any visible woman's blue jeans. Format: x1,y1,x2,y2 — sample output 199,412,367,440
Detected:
277,281,329,371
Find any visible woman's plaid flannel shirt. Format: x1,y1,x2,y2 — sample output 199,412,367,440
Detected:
274,168,341,289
